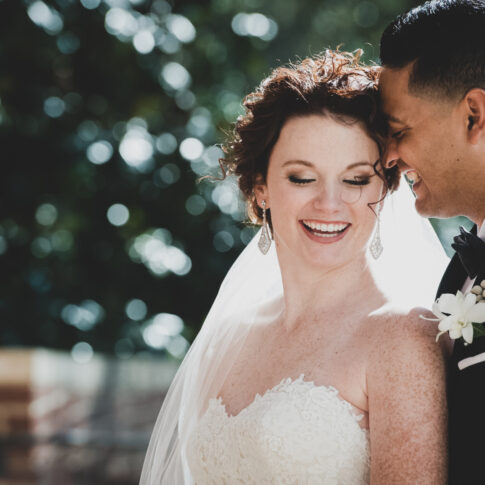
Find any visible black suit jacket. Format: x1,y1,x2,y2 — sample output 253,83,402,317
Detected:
437,226,485,485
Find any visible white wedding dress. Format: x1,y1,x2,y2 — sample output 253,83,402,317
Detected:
139,184,449,485
186,374,370,485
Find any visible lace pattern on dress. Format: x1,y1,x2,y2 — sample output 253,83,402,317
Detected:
187,375,370,485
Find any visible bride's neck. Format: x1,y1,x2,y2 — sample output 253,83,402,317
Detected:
278,253,384,332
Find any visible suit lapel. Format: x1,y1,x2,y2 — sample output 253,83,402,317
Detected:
435,252,468,299
436,224,477,299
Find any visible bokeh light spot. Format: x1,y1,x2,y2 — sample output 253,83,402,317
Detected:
185,194,206,216
57,32,80,54
44,96,65,118
159,163,180,184
51,230,74,252
125,298,147,321
231,12,278,41
107,203,130,226
179,137,204,161
77,120,99,142
119,127,154,170
129,228,192,277
80,0,101,9
213,230,234,252
71,342,94,364
31,237,52,258
166,14,196,43
175,90,196,111
133,30,155,54
142,313,184,350
27,1,64,35
87,140,113,165
35,203,58,226
61,300,105,331
156,132,177,154
161,62,191,91
105,7,137,37
167,335,189,359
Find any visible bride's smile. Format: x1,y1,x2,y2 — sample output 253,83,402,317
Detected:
299,219,351,243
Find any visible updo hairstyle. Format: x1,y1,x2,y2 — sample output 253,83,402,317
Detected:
221,49,400,226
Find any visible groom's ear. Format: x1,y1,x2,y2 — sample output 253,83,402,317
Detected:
463,88,485,145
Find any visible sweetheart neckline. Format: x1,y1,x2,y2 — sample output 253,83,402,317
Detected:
212,374,369,431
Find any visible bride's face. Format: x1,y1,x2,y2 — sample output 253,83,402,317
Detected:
257,114,383,270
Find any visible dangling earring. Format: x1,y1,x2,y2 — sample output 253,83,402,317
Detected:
258,200,272,255
370,203,383,260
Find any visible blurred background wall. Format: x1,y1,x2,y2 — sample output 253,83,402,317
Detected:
0,0,469,483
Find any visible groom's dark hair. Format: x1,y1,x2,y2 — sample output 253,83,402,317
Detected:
380,0,485,99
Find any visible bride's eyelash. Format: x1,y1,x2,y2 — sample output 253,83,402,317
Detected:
288,175,315,185
343,176,371,186
289,175,372,185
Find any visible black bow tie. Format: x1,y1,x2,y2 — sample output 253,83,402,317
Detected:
451,226,485,279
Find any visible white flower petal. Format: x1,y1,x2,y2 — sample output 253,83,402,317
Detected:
462,323,474,344
432,300,445,319
464,293,479,312
438,293,462,315
449,327,463,339
438,315,457,332
466,302,485,324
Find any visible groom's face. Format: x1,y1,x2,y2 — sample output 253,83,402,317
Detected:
380,65,467,218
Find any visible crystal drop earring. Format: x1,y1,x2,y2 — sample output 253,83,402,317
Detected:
370,203,383,260
258,200,272,255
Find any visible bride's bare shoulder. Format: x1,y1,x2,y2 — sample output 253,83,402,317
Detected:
365,304,452,362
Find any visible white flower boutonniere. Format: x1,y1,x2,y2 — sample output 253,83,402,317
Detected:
422,290,485,344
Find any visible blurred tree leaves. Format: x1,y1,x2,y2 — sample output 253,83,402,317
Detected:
2,0,458,359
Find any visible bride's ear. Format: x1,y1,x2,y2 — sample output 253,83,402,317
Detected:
253,174,269,209
464,88,485,145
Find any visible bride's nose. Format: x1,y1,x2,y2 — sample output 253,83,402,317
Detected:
312,184,341,211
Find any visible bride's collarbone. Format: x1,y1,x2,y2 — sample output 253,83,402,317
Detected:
219,330,370,419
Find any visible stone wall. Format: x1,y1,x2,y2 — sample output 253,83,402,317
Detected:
0,349,178,484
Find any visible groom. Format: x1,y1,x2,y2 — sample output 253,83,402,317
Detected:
379,1,485,483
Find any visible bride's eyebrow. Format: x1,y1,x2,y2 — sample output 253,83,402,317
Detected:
346,162,373,170
281,160,314,168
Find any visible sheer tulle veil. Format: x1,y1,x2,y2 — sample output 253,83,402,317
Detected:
139,179,449,484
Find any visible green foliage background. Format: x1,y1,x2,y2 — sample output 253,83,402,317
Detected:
0,0,466,359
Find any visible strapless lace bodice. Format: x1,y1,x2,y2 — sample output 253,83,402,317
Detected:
187,375,370,485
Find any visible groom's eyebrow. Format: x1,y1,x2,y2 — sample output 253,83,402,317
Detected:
386,114,405,125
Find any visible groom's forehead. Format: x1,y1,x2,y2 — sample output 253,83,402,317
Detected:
380,67,414,120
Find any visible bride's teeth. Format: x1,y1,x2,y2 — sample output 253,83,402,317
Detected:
303,221,348,232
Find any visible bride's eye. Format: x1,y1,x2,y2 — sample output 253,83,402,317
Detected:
288,175,315,185
343,175,371,186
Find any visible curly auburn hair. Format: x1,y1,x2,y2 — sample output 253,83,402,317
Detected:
221,49,399,225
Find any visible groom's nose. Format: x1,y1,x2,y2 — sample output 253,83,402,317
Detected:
382,141,400,169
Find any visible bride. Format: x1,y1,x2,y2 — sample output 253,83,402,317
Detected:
140,50,450,484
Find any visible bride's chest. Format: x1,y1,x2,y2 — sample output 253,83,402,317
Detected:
218,324,369,421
